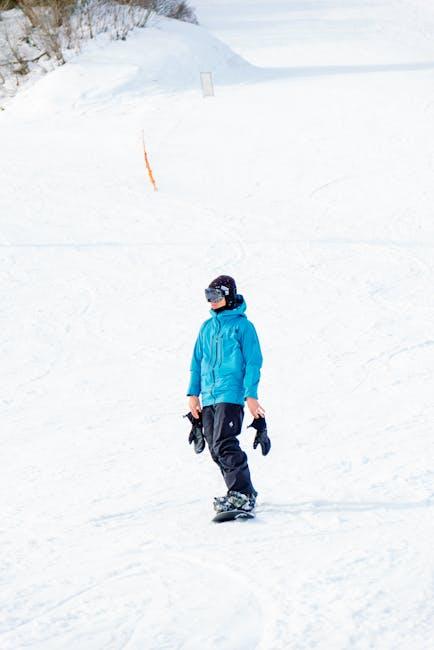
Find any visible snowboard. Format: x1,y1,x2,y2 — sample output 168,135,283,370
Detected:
212,509,255,523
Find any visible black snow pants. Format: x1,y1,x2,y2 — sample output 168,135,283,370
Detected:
202,402,256,496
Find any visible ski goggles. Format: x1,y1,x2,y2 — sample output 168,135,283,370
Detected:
205,287,226,303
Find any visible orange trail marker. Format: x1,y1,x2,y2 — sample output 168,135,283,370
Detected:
142,130,158,192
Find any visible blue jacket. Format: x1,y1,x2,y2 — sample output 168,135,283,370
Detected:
187,296,263,407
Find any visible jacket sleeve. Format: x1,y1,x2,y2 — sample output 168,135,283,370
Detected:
187,326,203,396
241,320,263,400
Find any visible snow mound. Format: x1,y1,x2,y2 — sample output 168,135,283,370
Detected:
10,17,255,118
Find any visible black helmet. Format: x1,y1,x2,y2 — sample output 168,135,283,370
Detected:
205,275,237,308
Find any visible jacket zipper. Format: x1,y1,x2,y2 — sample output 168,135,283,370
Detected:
211,317,221,404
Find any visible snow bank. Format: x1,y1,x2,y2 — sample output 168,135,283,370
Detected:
9,16,255,118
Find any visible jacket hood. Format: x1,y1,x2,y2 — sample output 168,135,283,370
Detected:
210,294,246,318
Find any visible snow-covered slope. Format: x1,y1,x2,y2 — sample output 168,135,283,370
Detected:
8,15,255,118
1,1,434,648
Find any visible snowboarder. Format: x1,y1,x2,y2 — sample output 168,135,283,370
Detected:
186,275,270,516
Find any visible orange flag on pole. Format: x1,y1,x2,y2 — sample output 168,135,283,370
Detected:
142,130,158,192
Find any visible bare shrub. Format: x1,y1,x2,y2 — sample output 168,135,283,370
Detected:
165,1,196,24
0,0,17,11
0,0,198,98
70,0,154,42
16,0,66,62
0,17,49,95
153,0,196,24
4,26,30,74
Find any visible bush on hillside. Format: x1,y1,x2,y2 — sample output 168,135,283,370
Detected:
154,0,196,24
0,0,198,96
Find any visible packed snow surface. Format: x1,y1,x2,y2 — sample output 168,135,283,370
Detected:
1,1,434,648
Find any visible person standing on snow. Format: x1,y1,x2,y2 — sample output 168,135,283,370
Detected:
186,275,270,514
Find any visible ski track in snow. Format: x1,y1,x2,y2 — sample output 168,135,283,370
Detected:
2,0,434,648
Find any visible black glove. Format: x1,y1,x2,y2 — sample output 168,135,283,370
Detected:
248,416,271,456
184,412,205,454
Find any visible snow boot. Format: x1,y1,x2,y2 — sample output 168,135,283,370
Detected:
226,490,256,512
213,494,232,513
